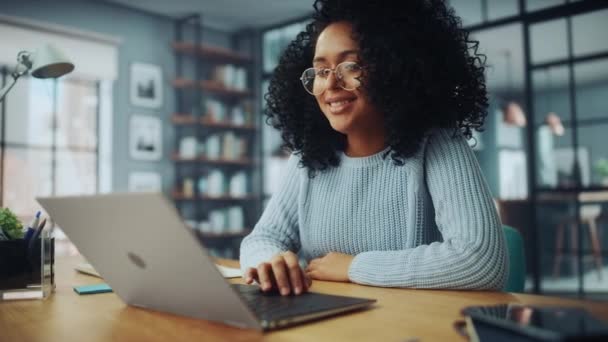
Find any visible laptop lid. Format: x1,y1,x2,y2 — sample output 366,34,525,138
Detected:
37,193,261,330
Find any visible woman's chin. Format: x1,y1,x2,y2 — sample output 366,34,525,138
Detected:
326,117,352,135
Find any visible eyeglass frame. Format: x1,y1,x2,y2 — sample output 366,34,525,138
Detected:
299,61,365,95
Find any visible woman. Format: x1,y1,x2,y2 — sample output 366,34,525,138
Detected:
240,0,507,296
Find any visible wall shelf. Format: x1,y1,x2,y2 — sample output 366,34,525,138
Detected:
173,15,260,259
171,114,257,131
171,154,254,166
172,191,258,202
172,79,252,98
172,41,252,65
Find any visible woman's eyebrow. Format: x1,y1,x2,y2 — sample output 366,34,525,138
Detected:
313,50,360,64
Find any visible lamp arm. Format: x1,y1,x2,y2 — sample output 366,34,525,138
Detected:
0,75,20,103
0,51,33,103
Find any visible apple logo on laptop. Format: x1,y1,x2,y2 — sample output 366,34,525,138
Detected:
127,252,147,269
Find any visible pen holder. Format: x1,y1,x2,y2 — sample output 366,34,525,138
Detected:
0,230,54,300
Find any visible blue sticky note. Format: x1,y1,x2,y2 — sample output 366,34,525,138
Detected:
73,283,112,295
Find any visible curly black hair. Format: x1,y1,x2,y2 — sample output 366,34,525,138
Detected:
265,0,488,174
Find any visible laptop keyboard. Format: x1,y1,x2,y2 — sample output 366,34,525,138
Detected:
232,284,368,321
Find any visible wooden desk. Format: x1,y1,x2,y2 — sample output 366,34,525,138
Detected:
537,190,608,203
2,256,608,342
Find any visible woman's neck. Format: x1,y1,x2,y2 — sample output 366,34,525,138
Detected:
345,130,386,157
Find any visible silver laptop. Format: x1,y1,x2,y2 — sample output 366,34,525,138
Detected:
37,193,375,331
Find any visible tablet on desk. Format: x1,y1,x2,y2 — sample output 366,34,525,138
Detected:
462,303,608,341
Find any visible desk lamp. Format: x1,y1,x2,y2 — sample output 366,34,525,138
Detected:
0,44,74,102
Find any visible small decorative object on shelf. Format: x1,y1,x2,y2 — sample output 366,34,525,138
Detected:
171,14,260,258
206,169,225,196
182,178,195,198
205,134,221,159
178,136,198,159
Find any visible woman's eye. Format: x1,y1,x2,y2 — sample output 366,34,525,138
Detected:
317,69,330,77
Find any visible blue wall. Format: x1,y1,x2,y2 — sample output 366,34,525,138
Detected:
0,0,232,192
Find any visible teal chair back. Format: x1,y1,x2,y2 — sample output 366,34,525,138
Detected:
503,225,525,292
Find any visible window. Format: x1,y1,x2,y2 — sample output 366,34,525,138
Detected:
262,20,309,75
0,72,101,223
453,0,608,297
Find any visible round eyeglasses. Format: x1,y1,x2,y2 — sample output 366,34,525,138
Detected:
300,61,363,95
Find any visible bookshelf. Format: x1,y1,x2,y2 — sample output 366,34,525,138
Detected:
172,15,260,259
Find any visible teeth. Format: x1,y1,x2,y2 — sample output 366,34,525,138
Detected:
329,100,352,107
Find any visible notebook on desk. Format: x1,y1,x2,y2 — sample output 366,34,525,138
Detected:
37,193,375,331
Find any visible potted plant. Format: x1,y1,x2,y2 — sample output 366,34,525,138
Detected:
0,207,24,240
595,158,608,186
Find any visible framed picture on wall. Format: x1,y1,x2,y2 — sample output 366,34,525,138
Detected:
130,62,163,108
129,114,162,161
128,171,162,192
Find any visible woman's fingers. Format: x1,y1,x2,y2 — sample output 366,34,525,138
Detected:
271,255,291,295
303,269,313,287
251,253,311,296
257,262,274,291
283,252,304,294
244,267,258,284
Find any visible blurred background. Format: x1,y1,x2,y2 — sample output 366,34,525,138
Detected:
0,0,606,299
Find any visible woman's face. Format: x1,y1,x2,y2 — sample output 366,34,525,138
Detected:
313,21,383,136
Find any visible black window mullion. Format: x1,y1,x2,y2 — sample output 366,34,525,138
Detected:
565,14,585,300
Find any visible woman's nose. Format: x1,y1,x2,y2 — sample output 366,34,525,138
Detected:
325,70,341,90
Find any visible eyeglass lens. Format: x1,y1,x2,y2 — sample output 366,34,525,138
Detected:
301,62,362,95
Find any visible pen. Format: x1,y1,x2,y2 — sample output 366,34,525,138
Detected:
27,217,47,253
24,211,41,241
32,218,47,240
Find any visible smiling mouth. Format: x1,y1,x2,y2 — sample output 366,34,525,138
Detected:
327,98,356,114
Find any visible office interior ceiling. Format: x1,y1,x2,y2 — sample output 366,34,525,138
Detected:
102,0,314,32
102,0,607,92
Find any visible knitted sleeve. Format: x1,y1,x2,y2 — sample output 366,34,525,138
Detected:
239,154,302,274
348,129,508,289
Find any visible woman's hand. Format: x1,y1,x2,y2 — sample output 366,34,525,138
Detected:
305,252,354,282
244,251,312,296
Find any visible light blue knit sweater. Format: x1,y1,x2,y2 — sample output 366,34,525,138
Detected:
240,128,508,289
